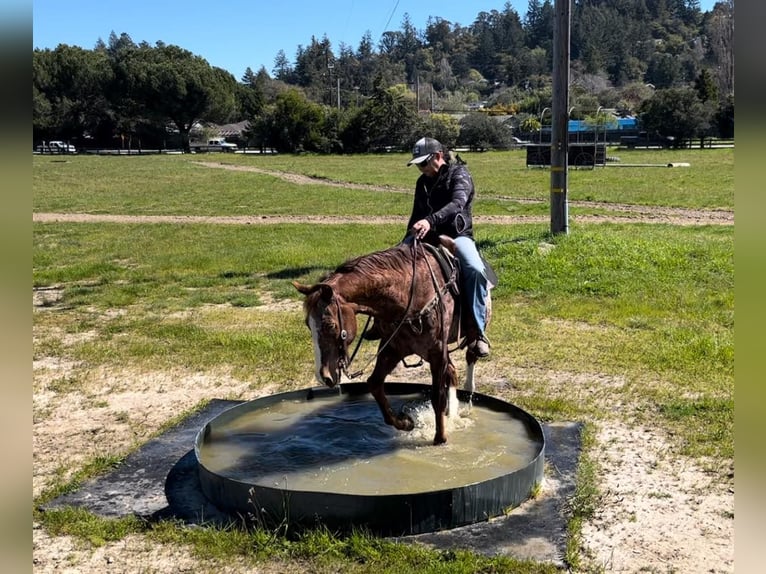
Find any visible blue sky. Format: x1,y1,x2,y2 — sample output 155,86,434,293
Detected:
32,0,717,80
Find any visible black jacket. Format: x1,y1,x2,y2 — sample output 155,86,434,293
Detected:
406,161,475,242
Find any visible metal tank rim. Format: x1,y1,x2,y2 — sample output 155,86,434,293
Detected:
195,382,545,536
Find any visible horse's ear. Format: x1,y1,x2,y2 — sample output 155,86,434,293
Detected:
292,281,334,301
292,281,316,295
318,283,334,302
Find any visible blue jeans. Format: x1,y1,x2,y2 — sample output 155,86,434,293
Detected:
453,236,489,337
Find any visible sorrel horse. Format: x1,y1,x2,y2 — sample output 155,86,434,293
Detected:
293,237,491,445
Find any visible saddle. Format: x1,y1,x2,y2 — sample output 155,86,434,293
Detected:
362,242,496,346
421,243,460,298
421,242,497,344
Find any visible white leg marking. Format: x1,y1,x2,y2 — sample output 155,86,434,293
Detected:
464,363,475,394
448,385,458,419
308,315,323,384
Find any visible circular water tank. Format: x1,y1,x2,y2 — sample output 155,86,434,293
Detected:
195,382,545,535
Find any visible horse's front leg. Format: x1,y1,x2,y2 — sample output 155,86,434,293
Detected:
430,355,458,445
367,349,414,432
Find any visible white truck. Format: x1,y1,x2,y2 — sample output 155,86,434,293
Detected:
189,138,238,153
36,141,77,154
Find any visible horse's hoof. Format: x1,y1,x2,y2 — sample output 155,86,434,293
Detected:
433,435,447,446
398,415,415,432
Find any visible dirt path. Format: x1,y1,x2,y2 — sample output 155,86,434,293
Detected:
32,209,733,226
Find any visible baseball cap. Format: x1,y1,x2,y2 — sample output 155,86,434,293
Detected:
407,137,443,166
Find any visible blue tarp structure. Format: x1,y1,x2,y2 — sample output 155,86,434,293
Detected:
568,117,637,132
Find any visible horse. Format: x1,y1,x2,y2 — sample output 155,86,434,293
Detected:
292,237,491,445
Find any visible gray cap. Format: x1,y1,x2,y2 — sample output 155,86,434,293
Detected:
407,137,443,166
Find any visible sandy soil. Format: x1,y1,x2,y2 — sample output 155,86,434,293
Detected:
33,164,733,572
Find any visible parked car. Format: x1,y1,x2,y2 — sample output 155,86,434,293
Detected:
36,141,77,154
189,138,238,153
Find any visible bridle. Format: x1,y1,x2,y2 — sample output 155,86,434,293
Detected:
331,294,352,378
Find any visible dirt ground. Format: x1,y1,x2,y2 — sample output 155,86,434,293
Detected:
33,164,733,572
32,355,734,573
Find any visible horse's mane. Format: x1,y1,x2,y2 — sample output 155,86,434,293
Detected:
333,243,413,280
303,245,413,313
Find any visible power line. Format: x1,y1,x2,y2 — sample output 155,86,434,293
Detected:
382,0,400,33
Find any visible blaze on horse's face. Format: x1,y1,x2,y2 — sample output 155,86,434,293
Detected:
293,282,357,388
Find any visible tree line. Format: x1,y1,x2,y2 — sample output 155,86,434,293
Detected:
33,0,734,153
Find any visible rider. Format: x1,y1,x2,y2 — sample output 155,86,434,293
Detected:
364,138,491,357
404,137,490,357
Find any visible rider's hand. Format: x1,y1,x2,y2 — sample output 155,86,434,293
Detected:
411,219,431,240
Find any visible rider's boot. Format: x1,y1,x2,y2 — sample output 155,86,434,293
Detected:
465,324,490,358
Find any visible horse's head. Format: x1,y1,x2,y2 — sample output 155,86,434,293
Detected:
293,281,362,388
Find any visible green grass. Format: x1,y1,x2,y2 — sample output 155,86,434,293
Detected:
40,507,558,573
33,151,733,571
33,147,733,217
211,147,734,208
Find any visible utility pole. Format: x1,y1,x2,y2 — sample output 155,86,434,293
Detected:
550,0,571,235
416,76,420,112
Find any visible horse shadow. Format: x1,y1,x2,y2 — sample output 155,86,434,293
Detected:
162,386,449,532
197,387,435,482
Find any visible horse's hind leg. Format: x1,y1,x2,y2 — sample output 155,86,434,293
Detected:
367,349,414,432
430,357,458,445
464,352,477,394
463,288,489,395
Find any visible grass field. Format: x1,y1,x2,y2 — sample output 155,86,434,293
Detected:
32,149,734,573
33,147,733,215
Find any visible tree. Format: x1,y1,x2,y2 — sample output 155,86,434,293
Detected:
272,50,294,82
520,116,541,138
584,109,619,132
525,0,553,55
258,88,327,153
414,113,460,149
32,45,113,145
714,93,734,138
103,32,150,149
340,78,417,152
32,50,54,140
704,0,734,96
639,87,709,147
645,53,683,88
293,36,335,98
399,13,422,82
239,67,266,118
132,44,238,151
457,113,511,151
694,68,719,104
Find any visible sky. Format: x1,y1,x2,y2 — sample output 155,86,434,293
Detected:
32,0,718,80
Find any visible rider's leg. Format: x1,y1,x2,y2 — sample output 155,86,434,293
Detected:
453,236,490,356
